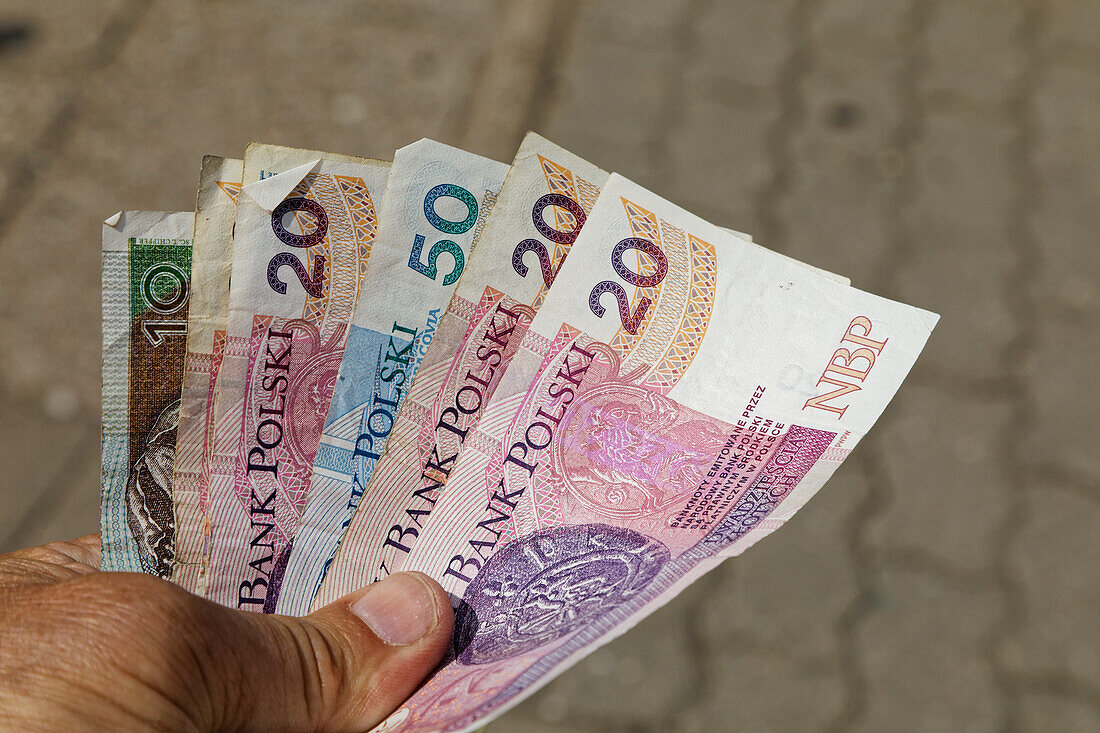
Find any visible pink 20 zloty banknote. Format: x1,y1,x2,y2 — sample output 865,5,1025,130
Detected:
377,173,937,732
311,133,608,608
172,156,242,591
202,146,389,609
273,139,509,616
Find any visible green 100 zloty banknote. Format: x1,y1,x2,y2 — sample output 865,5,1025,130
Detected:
101,210,194,575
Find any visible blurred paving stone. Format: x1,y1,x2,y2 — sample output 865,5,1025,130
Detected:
1022,318,1100,481
1031,60,1100,317
513,602,695,727
0,394,95,551
775,0,908,285
1001,484,1100,688
0,75,68,153
1020,693,1100,733
1043,0,1100,57
690,0,796,90
894,215,1017,383
541,38,681,186
868,384,1013,572
9,431,100,549
899,112,1018,380
0,0,128,75
675,0,790,240
854,568,1004,732
666,99,776,233
271,0,495,31
812,0,909,59
484,716,599,733
780,51,906,285
454,0,564,161
698,462,867,662
677,648,844,732
921,0,1024,110
0,0,128,210
575,0,691,50
907,111,1015,238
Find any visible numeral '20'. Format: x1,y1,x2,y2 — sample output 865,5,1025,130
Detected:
267,197,328,298
588,237,668,334
511,193,587,288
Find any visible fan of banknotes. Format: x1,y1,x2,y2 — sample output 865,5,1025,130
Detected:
100,133,937,732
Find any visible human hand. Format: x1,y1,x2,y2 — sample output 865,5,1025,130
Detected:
0,535,453,732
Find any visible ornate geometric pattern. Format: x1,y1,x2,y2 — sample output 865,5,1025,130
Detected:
224,333,251,359
184,350,212,374
448,292,476,322
215,180,242,204
608,198,670,358
470,287,504,330
644,233,717,392
288,174,335,326
606,198,717,394
531,155,601,310
576,177,600,212
283,173,377,336
334,174,380,274
324,174,375,328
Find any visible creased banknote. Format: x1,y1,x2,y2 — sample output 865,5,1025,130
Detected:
312,133,609,609
172,156,242,591
202,146,390,609
275,140,508,615
175,146,363,595
374,174,937,732
101,210,194,575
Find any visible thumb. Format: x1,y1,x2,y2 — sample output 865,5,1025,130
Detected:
186,572,453,732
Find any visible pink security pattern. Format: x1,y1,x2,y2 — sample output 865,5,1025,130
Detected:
233,317,346,540
199,329,227,507
500,329,773,549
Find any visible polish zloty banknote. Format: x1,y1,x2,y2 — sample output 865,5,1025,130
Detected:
175,145,366,596
379,173,937,732
172,156,242,591
101,211,194,575
275,139,508,616
241,143,371,186
312,133,609,609
202,146,390,609
404,187,851,591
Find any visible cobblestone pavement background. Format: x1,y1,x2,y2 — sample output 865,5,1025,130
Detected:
1,0,1097,730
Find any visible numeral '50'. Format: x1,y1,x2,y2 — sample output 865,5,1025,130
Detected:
408,184,477,287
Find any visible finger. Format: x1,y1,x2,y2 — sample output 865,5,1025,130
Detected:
182,572,453,732
49,535,102,570
0,535,102,588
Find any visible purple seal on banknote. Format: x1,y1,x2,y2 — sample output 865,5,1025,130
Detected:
454,523,669,665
